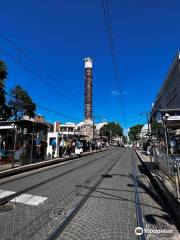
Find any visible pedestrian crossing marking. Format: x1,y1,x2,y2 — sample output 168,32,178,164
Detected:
0,190,16,198
0,189,47,206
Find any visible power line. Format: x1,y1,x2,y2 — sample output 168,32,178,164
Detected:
5,92,81,122
101,0,126,125
0,47,83,105
0,33,83,104
37,104,81,122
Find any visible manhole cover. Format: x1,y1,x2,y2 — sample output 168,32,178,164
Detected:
147,222,174,237
50,207,70,220
101,174,112,178
0,204,15,213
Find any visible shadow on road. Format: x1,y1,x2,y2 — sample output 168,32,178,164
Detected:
77,185,164,211
144,213,174,225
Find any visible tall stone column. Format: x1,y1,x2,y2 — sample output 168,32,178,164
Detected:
84,58,93,123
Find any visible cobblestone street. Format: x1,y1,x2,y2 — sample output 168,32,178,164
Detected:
0,148,179,240
58,148,137,240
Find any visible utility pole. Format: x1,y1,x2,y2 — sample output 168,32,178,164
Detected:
109,130,112,145
11,123,17,168
146,112,152,162
30,123,35,164
163,114,170,157
92,115,95,142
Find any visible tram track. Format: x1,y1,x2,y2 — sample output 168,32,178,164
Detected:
0,149,111,185
131,149,146,240
0,149,115,206
1,149,124,240
45,149,127,240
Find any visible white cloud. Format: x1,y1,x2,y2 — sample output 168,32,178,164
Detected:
111,90,120,96
111,90,127,96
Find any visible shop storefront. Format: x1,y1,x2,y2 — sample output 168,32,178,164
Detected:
0,120,48,166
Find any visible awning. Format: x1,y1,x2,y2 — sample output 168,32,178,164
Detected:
0,126,14,130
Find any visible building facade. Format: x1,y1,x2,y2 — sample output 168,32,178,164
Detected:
53,121,77,137
151,51,180,120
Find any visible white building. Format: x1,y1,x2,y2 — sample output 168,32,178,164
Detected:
53,121,77,137
140,124,150,139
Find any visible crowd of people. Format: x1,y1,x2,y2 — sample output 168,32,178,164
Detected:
134,136,180,158
0,135,111,164
50,137,109,159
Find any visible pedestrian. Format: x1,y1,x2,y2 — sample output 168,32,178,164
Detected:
169,138,176,154
51,138,56,158
67,140,72,156
87,141,90,151
40,141,45,160
58,138,63,157
35,138,41,160
64,139,68,156
146,141,152,156
72,140,75,154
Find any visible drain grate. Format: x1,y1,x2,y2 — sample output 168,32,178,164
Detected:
50,207,70,220
0,204,15,213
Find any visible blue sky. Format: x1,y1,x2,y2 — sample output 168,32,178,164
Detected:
0,0,180,132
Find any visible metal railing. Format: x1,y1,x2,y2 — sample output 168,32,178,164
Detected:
153,147,180,201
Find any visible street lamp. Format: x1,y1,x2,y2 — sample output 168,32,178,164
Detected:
162,113,170,156
139,111,151,138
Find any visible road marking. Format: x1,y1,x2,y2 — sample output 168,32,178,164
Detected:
11,194,47,206
0,189,47,206
0,190,16,198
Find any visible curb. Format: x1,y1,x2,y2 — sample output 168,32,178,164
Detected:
0,149,109,179
134,149,180,232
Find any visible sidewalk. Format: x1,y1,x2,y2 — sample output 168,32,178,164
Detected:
136,150,180,239
0,163,12,172
56,148,180,240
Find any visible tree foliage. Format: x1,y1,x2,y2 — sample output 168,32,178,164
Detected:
100,122,123,141
151,120,164,138
150,120,159,135
128,124,144,142
8,85,36,120
0,61,11,120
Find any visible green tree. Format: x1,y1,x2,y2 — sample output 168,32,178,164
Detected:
0,61,11,120
100,122,123,141
128,124,144,142
9,85,36,120
151,120,164,138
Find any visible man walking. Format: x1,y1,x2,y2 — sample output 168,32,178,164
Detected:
52,138,56,158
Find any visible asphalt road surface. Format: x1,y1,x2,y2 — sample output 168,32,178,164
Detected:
0,148,141,240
